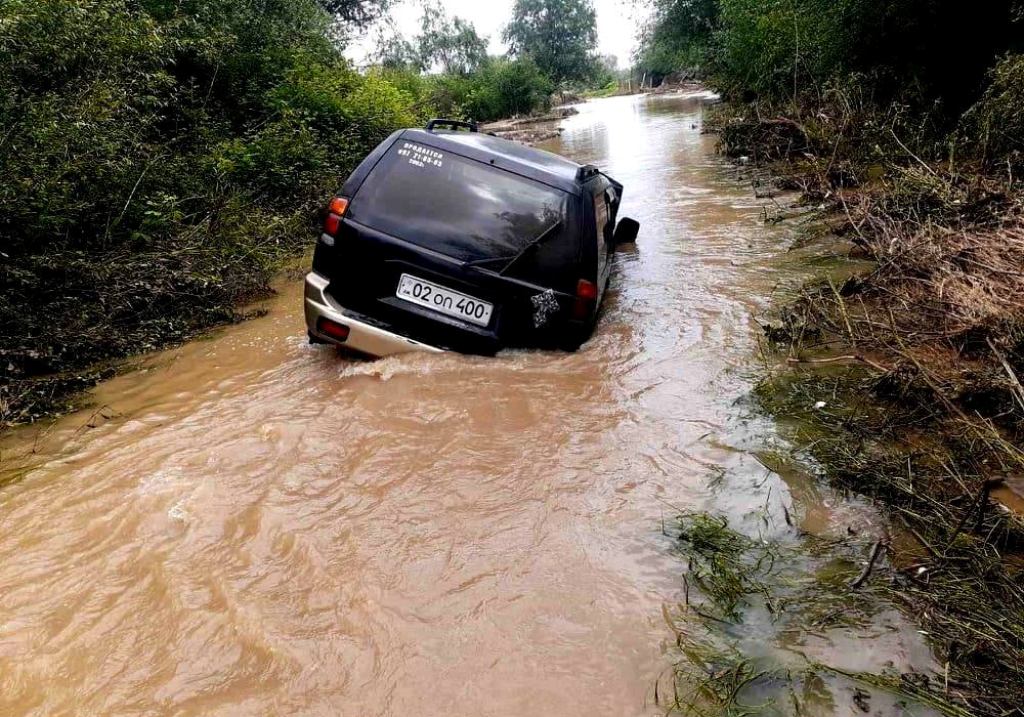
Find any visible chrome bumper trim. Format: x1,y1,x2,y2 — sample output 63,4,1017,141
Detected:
304,272,443,357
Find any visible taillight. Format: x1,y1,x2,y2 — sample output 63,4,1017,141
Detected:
572,279,599,320
323,214,341,236
316,317,350,342
323,196,349,236
329,196,349,215
576,279,598,300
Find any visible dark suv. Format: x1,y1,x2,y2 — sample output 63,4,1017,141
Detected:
304,119,639,357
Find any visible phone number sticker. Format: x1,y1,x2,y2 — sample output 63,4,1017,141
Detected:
397,142,444,169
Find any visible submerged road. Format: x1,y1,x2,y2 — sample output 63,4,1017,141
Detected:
0,93,935,716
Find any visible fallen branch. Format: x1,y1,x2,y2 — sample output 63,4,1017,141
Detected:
945,478,1005,550
786,354,890,373
850,540,888,590
890,128,938,177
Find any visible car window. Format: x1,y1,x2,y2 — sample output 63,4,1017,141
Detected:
594,191,613,281
594,193,611,252
349,141,573,265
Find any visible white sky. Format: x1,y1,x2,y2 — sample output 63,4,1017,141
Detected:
347,0,644,69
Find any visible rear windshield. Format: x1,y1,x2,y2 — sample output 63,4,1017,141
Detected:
348,140,574,267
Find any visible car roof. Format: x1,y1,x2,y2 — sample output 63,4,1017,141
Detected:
398,128,593,196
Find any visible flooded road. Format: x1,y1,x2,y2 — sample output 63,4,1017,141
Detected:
0,93,935,716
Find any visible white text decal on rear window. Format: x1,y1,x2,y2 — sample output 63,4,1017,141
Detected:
397,142,444,169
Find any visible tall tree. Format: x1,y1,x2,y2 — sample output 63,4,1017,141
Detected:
503,0,599,86
316,0,394,28
372,22,423,70
417,1,488,74
634,0,719,77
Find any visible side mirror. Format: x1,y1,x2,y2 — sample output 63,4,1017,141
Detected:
613,217,640,245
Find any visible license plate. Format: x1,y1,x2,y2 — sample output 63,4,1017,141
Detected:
396,274,494,327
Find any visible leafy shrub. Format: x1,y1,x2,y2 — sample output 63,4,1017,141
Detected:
422,72,477,119
464,57,553,121
636,0,1024,135
369,58,553,123
0,0,409,422
961,54,1024,162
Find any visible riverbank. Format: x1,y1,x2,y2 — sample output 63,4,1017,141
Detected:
714,101,1024,716
0,223,312,429
480,106,579,145
0,1,413,431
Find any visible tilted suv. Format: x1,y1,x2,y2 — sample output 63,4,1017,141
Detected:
305,119,639,357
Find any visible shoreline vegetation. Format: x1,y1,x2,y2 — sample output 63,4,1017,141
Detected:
0,0,626,429
630,0,1024,714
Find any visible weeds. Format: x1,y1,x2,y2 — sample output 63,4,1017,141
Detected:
664,513,780,716
752,178,1024,715
674,512,776,622
771,384,1024,714
662,511,979,716
665,630,775,717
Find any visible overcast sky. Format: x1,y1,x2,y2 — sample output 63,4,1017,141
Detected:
347,0,644,69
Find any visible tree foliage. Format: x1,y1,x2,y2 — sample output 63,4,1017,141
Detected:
503,0,600,86
418,1,489,75
464,57,554,120
368,1,562,121
0,0,414,400
635,0,718,77
373,3,489,75
635,0,1024,135
315,0,394,27
373,21,423,70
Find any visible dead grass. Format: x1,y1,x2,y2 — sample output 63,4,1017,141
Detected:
747,125,1024,714
704,78,1024,715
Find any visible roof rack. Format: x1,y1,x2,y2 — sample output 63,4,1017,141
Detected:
426,118,478,133
575,164,601,182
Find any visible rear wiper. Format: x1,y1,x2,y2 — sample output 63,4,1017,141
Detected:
464,220,563,275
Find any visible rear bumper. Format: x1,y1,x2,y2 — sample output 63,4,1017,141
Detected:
304,272,442,357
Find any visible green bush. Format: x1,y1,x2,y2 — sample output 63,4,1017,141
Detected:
636,0,1023,128
0,0,411,421
463,57,554,121
423,73,477,119
961,54,1024,161
369,58,553,124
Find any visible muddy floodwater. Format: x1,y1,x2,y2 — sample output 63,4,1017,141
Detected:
0,93,938,716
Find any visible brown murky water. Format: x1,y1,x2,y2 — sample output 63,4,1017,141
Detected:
0,93,936,716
